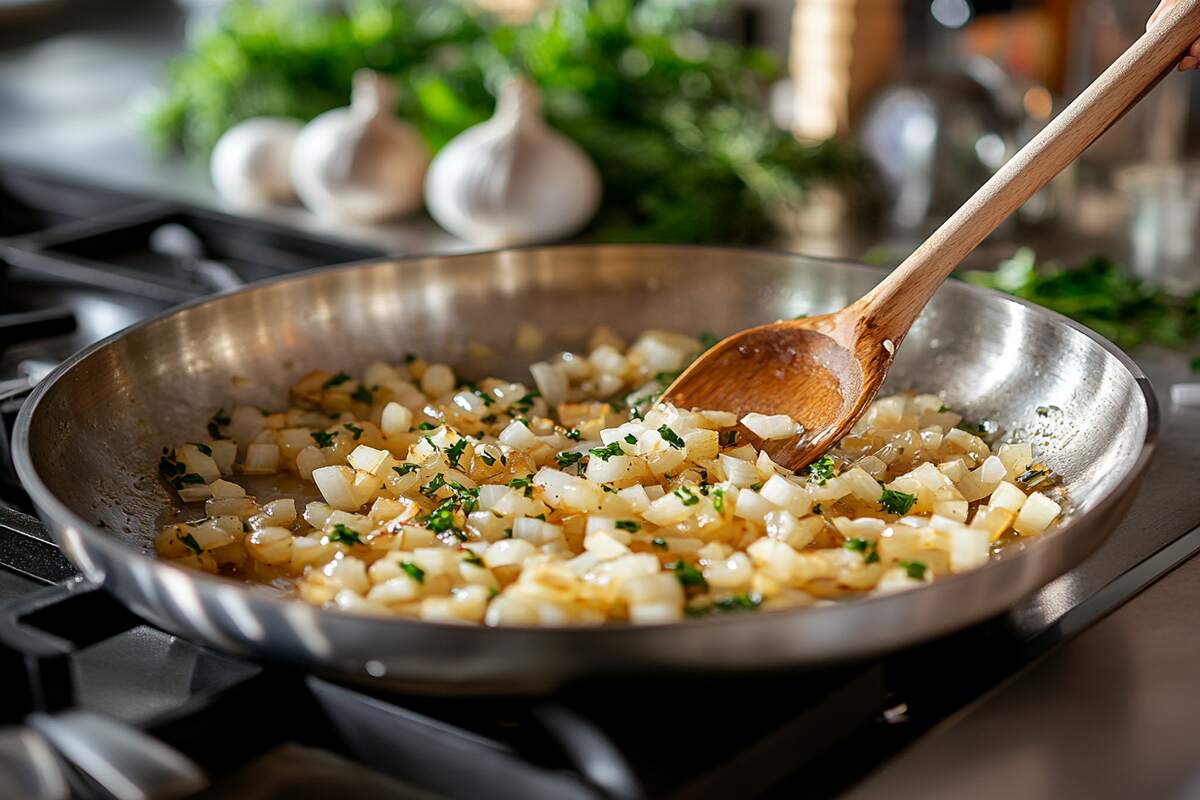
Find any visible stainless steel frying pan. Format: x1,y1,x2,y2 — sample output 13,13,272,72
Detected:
12,246,1157,694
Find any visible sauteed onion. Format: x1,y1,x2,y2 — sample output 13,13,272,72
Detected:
155,330,1061,625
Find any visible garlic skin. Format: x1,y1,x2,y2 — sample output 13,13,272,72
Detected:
290,70,429,224
425,77,602,246
210,117,302,208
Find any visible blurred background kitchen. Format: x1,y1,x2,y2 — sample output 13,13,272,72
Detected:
1,0,1198,357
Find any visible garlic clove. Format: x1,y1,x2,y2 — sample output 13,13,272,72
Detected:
290,69,430,224
425,76,602,246
210,117,303,208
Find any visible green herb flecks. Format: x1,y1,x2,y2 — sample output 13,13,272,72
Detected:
879,489,916,516
711,487,726,515
667,560,707,590
351,384,373,404
899,560,927,580
806,456,835,485
393,463,418,476
445,438,468,470
179,532,202,554
400,561,425,583
343,423,364,440
311,430,336,448
589,442,624,461
615,520,640,532
329,524,363,546
657,425,685,449
322,372,351,389
189,442,212,456
207,408,230,439
844,537,880,564
673,486,700,506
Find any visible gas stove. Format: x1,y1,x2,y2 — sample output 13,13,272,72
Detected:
2,160,1200,800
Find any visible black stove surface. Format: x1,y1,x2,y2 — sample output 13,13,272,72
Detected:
1,162,1200,800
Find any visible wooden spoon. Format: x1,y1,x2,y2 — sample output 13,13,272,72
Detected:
664,0,1200,472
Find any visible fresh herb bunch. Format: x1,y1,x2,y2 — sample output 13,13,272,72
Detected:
145,0,859,243
963,248,1200,351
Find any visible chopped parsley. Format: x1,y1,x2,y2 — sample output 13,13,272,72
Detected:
615,520,640,532
657,425,685,449
207,408,230,439
556,451,584,471
178,473,206,486
392,463,418,476
158,452,206,490
512,390,540,412
667,560,707,589
460,552,485,567
329,524,363,545
564,428,582,441
749,481,763,492
179,532,202,554
189,442,212,456
479,451,496,467
343,423,363,440
805,456,836,485
311,430,336,448
445,438,468,469
422,504,460,536
937,404,950,413
711,487,726,514
420,473,446,497
899,560,927,580
417,422,437,431
351,384,373,404
400,561,425,583
879,488,917,516
812,503,823,514
673,485,700,506
448,482,480,513
844,538,880,564
481,414,498,424
467,384,495,407
589,441,624,461
956,419,997,437
322,372,351,389
651,537,668,549
507,476,534,497
403,353,417,364
624,433,637,445
712,592,762,612
720,430,738,447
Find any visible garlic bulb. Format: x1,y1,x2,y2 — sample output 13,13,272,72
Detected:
425,77,602,246
210,117,302,208
290,70,429,224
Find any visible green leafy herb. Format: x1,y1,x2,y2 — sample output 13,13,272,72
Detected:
207,407,230,439
963,249,1200,350
879,489,917,516
393,463,418,476
311,430,336,448
624,433,638,445
460,552,485,567
479,451,496,467
844,538,880,564
956,419,996,438
657,425,685,449
651,536,668,549
749,481,763,492
351,384,374,404
400,561,426,583
673,486,700,506
711,487,726,514
564,428,582,441
512,390,540,412
589,442,624,461
420,473,446,497
467,384,495,407
177,473,206,487
322,372,351,389
556,451,584,471
329,524,363,546
403,353,417,364
481,414,498,424
422,505,459,536
445,438,468,469
189,442,212,456
899,560,927,580
937,404,950,413
418,422,438,431
812,503,823,514
806,456,835,485
667,560,707,589
720,430,738,448
179,532,202,554
343,423,364,440
615,520,640,532
507,476,534,497
712,592,763,612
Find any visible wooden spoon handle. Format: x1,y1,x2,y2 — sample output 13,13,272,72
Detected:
855,0,1200,343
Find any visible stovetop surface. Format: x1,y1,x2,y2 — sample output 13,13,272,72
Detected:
1,162,1200,799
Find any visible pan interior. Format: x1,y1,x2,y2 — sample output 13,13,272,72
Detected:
23,246,1147,567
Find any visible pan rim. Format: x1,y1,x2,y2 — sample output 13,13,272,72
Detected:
11,243,1160,641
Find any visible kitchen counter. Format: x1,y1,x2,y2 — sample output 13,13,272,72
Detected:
4,5,1200,799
